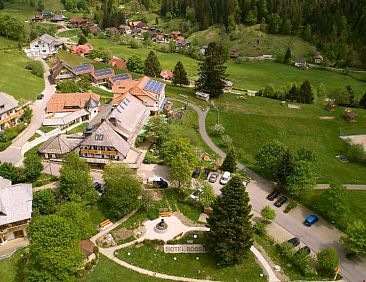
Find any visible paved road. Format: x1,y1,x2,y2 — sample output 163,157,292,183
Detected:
0,59,55,165
171,98,366,282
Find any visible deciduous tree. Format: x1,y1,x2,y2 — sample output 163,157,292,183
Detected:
33,189,57,215
205,175,253,265
127,55,144,74
285,160,316,197
341,220,366,257
102,164,142,219
317,247,339,274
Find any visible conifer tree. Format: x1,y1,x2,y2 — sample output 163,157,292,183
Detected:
300,80,314,104
205,175,253,265
196,42,227,98
78,34,87,45
284,48,292,64
144,50,162,77
359,92,366,109
172,61,189,86
220,148,237,173
346,85,355,107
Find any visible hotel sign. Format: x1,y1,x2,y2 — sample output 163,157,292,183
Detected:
163,244,207,254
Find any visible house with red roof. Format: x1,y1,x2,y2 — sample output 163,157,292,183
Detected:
70,43,93,56
160,69,173,81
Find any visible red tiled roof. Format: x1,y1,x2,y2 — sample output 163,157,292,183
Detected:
47,93,100,113
108,58,127,70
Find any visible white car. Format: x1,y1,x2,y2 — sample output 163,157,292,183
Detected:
220,171,231,185
189,189,203,201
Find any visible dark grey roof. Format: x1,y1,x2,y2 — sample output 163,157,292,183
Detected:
85,96,99,108
0,92,18,115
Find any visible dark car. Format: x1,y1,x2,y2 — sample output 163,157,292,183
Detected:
267,191,280,201
203,168,210,179
37,94,44,100
287,237,300,247
274,196,288,207
93,182,105,195
192,167,201,178
154,178,168,189
295,246,311,256
209,172,219,183
304,214,319,227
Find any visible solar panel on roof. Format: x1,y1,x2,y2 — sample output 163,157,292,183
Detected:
73,64,92,73
144,79,164,94
111,74,130,82
95,68,113,77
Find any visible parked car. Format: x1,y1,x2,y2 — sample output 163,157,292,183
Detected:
209,172,219,183
287,237,300,247
220,171,231,185
203,168,210,179
147,177,169,189
192,167,201,178
304,214,319,227
189,189,203,201
37,94,44,100
295,246,311,256
243,179,250,187
274,196,288,207
93,182,106,196
267,191,279,201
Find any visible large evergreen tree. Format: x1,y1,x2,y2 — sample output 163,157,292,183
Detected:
144,50,162,77
172,61,189,86
220,148,237,173
284,48,292,64
205,175,253,265
276,149,294,188
196,42,227,98
359,92,366,109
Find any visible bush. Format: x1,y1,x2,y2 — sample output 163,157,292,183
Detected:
344,140,366,162
25,61,44,77
91,258,97,265
253,221,268,235
317,247,339,274
284,200,298,213
211,123,225,135
146,208,159,220
221,135,233,148
84,261,92,270
93,246,99,254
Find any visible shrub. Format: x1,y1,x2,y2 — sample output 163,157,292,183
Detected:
25,61,44,77
84,261,92,270
317,247,339,274
146,208,160,220
221,135,233,148
253,221,267,235
284,200,298,213
93,246,99,255
211,123,225,135
91,258,98,265
344,140,366,162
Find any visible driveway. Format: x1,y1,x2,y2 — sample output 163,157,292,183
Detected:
0,59,55,165
170,98,366,282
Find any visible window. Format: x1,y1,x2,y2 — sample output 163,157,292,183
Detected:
95,134,104,141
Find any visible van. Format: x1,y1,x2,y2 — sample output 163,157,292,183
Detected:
220,171,231,185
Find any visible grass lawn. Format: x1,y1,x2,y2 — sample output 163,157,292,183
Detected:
226,61,366,97
0,250,25,282
189,24,316,59
0,37,19,49
66,122,88,135
32,173,58,188
301,189,366,230
206,94,366,184
115,241,265,281
83,255,164,282
0,50,44,100
57,29,82,39
0,3,36,21
39,125,55,133
88,39,199,77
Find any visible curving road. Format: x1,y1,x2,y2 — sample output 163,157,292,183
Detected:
171,98,366,282
0,59,55,165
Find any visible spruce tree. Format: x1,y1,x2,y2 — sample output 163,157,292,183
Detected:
346,85,355,107
275,149,294,189
205,175,253,265
300,80,314,104
172,61,189,86
196,42,227,98
78,34,87,45
220,148,237,173
284,48,292,64
359,92,366,109
144,51,162,77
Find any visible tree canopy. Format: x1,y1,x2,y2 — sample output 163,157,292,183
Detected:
127,55,144,74
172,61,189,86
102,164,142,219
144,51,162,77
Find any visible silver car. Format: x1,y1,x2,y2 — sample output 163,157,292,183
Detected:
209,172,219,183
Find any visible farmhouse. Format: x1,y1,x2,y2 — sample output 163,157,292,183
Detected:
128,21,147,29
43,93,100,129
118,25,132,34
29,33,57,56
78,94,150,165
39,134,83,159
108,57,127,71
70,43,93,56
195,91,210,101
0,177,32,244
108,73,132,88
69,17,88,26
51,14,65,22
160,69,173,81
50,60,94,83
91,68,115,84
111,76,167,113
294,58,308,69
88,25,102,34
0,93,24,132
